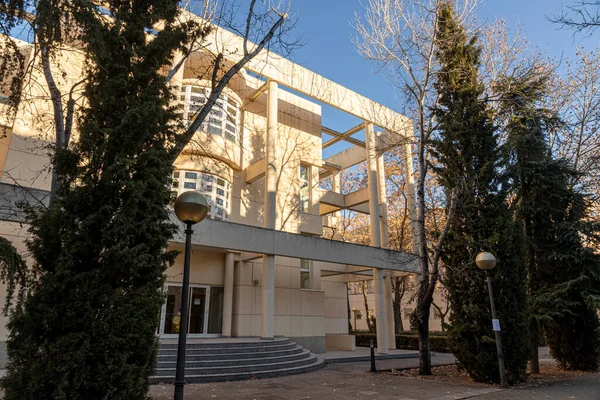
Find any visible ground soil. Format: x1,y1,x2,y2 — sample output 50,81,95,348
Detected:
383,363,598,389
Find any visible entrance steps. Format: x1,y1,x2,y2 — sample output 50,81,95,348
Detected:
149,337,324,384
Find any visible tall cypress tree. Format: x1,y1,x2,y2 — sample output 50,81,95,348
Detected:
431,3,530,384
3,2,192,398
498,73,600,372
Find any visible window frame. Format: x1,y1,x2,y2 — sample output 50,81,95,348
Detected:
171,169,231,221
299,164,311,213
300,259,311,290
179,85,240,143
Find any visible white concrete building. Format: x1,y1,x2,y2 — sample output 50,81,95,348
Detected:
0,16,419,364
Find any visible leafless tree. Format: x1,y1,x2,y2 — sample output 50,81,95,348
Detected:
552,49,600,199
431,277,450,332
353,0,479,375
548,1,600,34
392,275,409,332
1,1,296,205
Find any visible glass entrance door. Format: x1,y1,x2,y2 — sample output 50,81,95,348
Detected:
189,287,207,334
161,285,209,335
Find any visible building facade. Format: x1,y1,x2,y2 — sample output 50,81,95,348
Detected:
0,17,419,363
347,279,448,333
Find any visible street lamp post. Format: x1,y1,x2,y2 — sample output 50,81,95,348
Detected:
173,191,209,400
476,252,508,388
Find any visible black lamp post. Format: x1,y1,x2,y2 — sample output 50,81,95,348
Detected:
476,251,508,387
173,191,209,400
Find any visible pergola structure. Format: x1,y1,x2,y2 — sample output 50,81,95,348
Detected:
169,12,420,354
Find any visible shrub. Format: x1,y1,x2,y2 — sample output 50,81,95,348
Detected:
352,332,451,353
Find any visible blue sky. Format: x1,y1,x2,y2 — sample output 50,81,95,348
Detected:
288,0,598,156
9,1,597,156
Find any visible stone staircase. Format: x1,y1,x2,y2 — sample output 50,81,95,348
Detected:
150,337,325,384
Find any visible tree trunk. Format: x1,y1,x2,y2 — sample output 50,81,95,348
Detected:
346,283,353,332
362,281,373,332
393,277,404,333
530,321,540,374
417,301,432,375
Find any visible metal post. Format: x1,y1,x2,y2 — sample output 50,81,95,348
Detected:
370,339,376,372
485,270,508,387
174,222,193,400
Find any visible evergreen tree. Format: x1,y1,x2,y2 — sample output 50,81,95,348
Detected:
3,2,191,398
431,3,530,384
1,1,289,397
498,72,600,372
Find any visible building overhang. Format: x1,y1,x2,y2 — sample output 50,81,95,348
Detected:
170,213,418,272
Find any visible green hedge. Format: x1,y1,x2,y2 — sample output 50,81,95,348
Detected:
352,333,451,353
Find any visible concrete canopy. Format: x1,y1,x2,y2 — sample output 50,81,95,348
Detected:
170,215,418,273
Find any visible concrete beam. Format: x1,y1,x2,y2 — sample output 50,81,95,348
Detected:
320,190,344,207
180,10,413,138
319,188,370,216
244,157,266,183
324,146,366,172
319,203,341,216
322,124,365,149
344,187,369,208
172,215,418,272
250,81,268,101
350,203,374,215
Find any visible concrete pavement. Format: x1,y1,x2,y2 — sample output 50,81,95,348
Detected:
149,351,600,400
149,353,500,400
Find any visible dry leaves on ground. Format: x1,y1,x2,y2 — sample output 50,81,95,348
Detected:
382,364,597,388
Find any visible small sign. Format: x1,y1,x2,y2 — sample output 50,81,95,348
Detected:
492,319,501,332
194,298,201,305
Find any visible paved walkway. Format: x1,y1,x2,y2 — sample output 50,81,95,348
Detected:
148,353,490,400
149,352,600,400
479,373,600,399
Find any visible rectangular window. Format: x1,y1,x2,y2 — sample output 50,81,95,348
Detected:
299,165,310,213
300,259,310,290
184,182,196,189
207,287,224,334
185,172,197,180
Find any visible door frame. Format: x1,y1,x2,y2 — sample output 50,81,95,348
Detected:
159,283,220,338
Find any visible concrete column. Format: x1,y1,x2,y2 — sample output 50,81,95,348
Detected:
222,252,235,337
261,254,275,339
365,122,388,354
365,123,382,247
231,260,243,336
384,275,396,349
170,50,185,86
332,171,343,241
264,80,278,230
376,153,390,249
403,141,418,253
377,152,396,350
310,261,321,291
261,80,278,339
